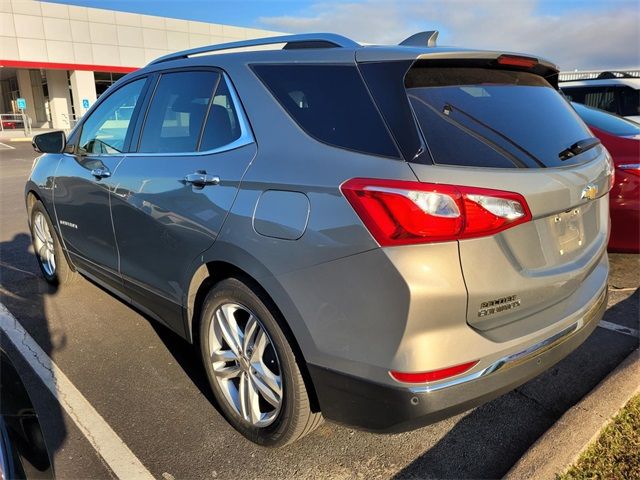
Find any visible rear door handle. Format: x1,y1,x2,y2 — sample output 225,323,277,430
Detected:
184,171,220,188
90,167,111,179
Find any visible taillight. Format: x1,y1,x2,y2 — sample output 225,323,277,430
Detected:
390,360,479,384
619,164,640,177
341,178,531,246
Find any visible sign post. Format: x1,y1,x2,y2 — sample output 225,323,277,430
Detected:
16,98,30,136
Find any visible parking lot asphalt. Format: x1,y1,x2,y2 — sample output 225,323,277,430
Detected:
1,139,638,479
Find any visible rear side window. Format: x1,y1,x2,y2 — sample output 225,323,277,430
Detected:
562,86,616,112
200,79,242,151
252,64,400,158
139,71,220,153
562,85,639,117
406,67,595,168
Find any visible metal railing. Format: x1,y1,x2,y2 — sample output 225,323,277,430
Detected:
0,113,31,136
61,113,79,130
559,70,640,82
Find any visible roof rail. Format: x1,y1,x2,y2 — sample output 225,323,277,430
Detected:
148,33,360,65
399,31,439,48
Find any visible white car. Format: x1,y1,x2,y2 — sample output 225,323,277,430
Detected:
561,75,640,123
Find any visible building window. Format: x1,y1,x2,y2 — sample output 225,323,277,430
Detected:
95,72,126,97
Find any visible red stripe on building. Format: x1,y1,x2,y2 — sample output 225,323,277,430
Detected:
0,59,138,73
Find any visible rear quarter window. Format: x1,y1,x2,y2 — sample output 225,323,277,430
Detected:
252,64,400,158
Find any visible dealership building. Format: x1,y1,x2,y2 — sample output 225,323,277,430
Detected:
0,0,280,129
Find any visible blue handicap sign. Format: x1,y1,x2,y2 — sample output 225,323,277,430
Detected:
16,98,26,110
82,98,90,109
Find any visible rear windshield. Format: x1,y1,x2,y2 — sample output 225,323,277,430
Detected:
406,67,595,168
572,102,640,137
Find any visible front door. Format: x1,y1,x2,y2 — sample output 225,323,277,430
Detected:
110,70,256,335
54,77,148,289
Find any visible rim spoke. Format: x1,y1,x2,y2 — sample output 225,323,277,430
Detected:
249,329,268,363
49,249,56,270
251,369,281,408
214,364,241,379
211,349,237,363
216,307,242,356
38,243,48,261
33,216,46,243
239,372,262,424
243,315,259,354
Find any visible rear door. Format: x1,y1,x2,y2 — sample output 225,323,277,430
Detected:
403,64,612,333
111,69,256,335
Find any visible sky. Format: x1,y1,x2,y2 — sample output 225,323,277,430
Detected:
44,0,640,71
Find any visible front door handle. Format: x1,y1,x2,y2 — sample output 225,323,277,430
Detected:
90,167,111,179
184,171,220,188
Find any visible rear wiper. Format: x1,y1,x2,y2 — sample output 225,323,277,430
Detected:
558,137,601,160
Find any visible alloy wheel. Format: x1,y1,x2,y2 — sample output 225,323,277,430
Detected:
208,303,283,427
32,211,56,277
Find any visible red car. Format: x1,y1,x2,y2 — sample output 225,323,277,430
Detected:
573,102,640,252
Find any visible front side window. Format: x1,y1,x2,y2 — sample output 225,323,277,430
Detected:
78,78,145,155
138,71,220,153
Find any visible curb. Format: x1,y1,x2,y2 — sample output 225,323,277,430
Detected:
506,348,640,480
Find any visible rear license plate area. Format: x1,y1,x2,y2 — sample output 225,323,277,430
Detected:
552,208,585,255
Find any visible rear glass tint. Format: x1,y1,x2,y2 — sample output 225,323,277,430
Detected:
252,64,400,158
406,67,595,168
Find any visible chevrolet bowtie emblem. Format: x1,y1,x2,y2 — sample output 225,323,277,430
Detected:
581,183,598,201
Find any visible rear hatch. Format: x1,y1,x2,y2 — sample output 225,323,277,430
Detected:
389,58,611,332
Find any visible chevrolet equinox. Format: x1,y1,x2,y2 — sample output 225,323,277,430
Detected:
26,32,611,446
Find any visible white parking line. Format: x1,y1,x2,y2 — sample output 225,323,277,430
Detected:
598,320,639,338
0,142,16,150
0,303,154,480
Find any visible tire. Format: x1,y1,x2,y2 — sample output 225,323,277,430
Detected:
29,201,77,285
199,277,322,447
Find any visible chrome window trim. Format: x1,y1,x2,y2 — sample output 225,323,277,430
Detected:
407,286,606,394
125,72,254,158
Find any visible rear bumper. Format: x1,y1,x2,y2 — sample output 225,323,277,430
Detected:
309,286,607,433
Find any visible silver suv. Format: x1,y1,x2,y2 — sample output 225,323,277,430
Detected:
27,32,611,447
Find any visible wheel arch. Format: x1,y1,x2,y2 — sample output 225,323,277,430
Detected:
186,257,321,413
26,188,77,273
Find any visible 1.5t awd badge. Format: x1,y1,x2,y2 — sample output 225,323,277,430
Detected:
478,295,522,317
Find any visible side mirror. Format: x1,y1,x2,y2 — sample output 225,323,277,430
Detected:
32,131,66,154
